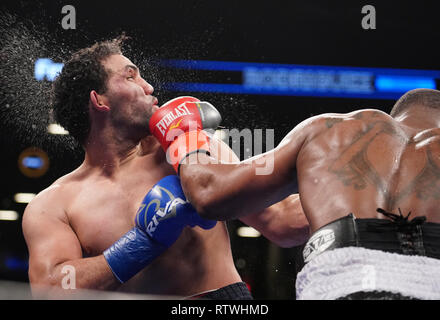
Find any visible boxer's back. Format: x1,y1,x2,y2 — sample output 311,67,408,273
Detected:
297,109,440,232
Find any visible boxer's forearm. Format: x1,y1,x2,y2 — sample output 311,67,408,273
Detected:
180,152,296,220
182,157,309,245
30,255,120,298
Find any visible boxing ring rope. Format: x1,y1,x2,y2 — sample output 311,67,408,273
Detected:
0,280,182,300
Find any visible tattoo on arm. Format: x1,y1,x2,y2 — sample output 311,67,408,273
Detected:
325,118,343,129
328,118,440,207
325,111,365,128
329,121,393,193
392,148,440,206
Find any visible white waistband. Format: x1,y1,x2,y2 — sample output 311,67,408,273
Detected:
296,247,440,300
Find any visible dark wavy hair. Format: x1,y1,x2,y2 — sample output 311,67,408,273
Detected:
51,35,129,145
390,88,440,118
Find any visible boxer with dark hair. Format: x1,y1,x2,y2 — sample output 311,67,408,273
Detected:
158,88,440,300
22,37,308,299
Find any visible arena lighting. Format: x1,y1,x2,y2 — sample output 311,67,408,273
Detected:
237,226,261,238
4,257,29,271
159,59,440,100
18,147,50,178
22,156,43,169
34,58,63,81
0,210,19,221
375,76,435,92
47,123,69,135
35,58,440,99
14,193,36,204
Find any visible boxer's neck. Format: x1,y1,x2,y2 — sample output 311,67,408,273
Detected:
138,135,161,156
83,125,142,175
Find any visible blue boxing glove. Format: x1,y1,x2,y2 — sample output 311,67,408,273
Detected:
103,175,216,283
135,175,217,247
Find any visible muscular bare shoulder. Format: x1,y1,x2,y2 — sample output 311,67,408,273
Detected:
22,168,85,235
300,109,394,142
22,170,87,286
312,108,390,128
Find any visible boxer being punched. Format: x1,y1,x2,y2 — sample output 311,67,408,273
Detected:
163,88,440,300
22,37,308,299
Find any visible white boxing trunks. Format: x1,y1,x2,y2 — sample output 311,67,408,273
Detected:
296,246,440,300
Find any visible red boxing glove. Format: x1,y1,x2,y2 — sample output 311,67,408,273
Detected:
167,130,212,172
149,96,221,172
149,96,201,150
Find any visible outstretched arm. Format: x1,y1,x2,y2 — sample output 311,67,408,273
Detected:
180,143,295,219
179,122,313,246
180,121,311,220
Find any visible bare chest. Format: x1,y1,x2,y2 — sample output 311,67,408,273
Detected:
67,164,172,256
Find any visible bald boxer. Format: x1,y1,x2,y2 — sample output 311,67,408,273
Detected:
161,88,440,300
22,37,308,299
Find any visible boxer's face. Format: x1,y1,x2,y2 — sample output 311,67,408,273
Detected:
100,54,158,134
